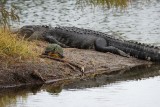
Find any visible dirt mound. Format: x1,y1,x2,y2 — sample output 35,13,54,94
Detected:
0,41,151,88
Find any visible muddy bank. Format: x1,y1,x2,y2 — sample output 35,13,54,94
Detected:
0,41,152,88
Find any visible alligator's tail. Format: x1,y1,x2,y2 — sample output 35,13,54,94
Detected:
109,38,160,62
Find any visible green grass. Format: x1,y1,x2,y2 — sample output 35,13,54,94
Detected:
0,29,35,61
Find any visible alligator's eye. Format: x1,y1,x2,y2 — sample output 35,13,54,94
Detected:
42,25,49,28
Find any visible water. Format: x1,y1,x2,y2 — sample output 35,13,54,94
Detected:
1,65,160,107
1,0,160,107
9,0,160,45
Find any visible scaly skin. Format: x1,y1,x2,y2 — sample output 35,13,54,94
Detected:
18,25,160,62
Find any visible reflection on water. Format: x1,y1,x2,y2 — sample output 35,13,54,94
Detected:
76,0,129,9
0,85,42,107
64,65,160,89
8,0,160,45
0,65,160,107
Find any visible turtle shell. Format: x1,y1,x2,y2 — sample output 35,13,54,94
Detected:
43,44,64,58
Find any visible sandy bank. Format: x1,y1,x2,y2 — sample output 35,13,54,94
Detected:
0,41,151,88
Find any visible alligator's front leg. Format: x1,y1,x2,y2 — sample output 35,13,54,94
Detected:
95,38,130,57
44,36,70,48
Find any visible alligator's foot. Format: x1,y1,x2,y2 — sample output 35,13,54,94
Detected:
118,50,130,58
95,38,130,58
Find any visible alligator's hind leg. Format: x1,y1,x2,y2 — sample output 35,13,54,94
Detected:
95,38,129,57
44,36,69,48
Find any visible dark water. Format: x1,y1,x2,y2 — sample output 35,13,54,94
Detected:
0,65,160,107
1,0,160,107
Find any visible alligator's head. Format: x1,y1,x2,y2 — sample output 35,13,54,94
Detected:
17,25,50,38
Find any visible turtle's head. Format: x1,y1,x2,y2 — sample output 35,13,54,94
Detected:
17,25,50,38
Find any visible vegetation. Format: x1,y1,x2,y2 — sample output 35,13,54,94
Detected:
77,0,130,9
0,30,35,61
0,0,19,29
0,0,36,61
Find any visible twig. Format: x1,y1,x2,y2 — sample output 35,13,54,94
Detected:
40,55,84,75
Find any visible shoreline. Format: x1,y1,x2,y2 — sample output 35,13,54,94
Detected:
0,41,152,88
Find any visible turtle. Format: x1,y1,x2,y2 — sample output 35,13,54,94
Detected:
42,44,64,58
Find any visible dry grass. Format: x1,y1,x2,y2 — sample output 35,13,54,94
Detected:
0,29,37,62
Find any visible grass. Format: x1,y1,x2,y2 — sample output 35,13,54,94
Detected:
0,29,36,61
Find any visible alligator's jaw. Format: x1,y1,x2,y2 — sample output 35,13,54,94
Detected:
11,28,19,34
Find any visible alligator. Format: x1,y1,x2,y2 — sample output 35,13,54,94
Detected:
18,25,160,62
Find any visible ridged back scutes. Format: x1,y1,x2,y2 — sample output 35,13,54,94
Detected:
55,26,115,39
56,26,160,58
111,38,159,53
127,40,160,52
